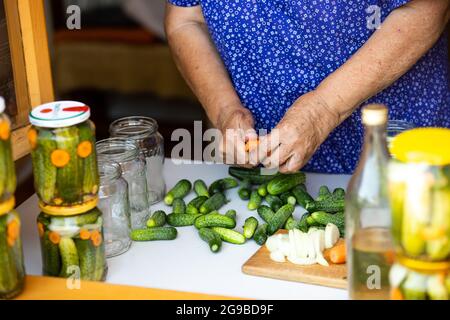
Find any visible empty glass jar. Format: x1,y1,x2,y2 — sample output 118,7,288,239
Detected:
110,117,165,204
96,138,150,230
98,161,132,258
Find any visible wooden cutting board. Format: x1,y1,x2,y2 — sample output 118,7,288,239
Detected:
242,231,348,289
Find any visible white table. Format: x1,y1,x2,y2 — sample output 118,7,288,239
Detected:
18,160,351,300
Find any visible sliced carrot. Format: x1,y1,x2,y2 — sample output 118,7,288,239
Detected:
390,287,404,300
384,249,396,265
91,230,102,247
329,242,346,264
37,222,45,238
7,219,20,241
245,139,259,152
79,229,91,240
51,149,71,168
0,120,10,141
27,128,38,149
49,231,61,245
77,141,93,158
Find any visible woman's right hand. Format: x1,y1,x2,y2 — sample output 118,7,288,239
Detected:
217,105,258,167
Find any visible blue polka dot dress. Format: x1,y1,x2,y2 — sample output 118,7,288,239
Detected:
168,0,450,174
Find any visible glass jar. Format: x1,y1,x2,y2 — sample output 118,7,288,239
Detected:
0,203,25,299
37,207,107,281
0,97,17,203
98,161,132,258
96,138,150,230
387,120,415,151
110,117,165,204
28,102,99,212
389,263,449,300
389,128,450,270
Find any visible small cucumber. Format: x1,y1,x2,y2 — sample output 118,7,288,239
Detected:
317,186,332,201
238,179,252,200
208,178,239,194
146,210,167,228
333,188,346,200
229,167,280,185
267,173,306,195
198,228,222,253
78,121,98,196
292,184,314,208
279,191,293,204
131,227,178,241
41,230,61,277
267,204,295,235
167,214,201,227
212,227,246,245
194,179,210,198
199,193,227,214
75,239,97,281
265,194,283,212
243,217,259,239
257,205,275,223
225,210,237,221
164,179,192,205
195,214,236,229
34,129,57,204
248,190,262,211
306,198,345,213
59,237,80,278
257,183,268,197
297,213,310,232
254,224,269,245
186,196,208,214
284,217,298,230
172,198,186,214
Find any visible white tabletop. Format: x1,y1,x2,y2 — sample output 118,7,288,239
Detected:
19,160,351,300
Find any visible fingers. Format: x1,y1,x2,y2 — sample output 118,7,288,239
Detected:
279,153,305,173
262,144,291,169
249,132,281,166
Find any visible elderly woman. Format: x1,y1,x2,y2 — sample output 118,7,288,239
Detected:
165,0,450,173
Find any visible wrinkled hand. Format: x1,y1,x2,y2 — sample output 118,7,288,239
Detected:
250,91,340,173
217,105,257,167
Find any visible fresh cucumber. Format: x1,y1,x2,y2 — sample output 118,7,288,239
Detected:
164,179,192,205
208,178,239,195
254,224,269,245
225,210,237,221
279,191,293,204
59,237,80,278
146,210,167,228
257,183,268,197
195,214,236,229
317,186,331,201
198,228,222,253
172,198,186,214
257,205,275,223
228,167,280,185
238,179,252,200
212,227,246,245
306,198,345,213
292,184,314,208
243,217,259,239
199,193,227,214
75,239,97,280
311,211,345,235
267,204,295,235
167,214,201,227
194,179,210,198
248,190,262,211
333,188,346,200
186,196,208,214
284,217,298,230
34,129,57,203
78,122,98,196
265,194,283,212
131,227,178,241
41,230,61,277
297,213,310,232
267,173,306,195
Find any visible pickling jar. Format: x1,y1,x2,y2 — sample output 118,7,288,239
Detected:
28,102,100,213
0,97,16,203
37,207,107,281
110,117,165,204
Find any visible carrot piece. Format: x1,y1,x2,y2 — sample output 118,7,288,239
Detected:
7,219,20,241
7,236,15,247
77,141,93,158
0,120,10,141
49,231,61,245
329,242,346,264
51,149,71,168
27,128,38,149
245,140,259,152
390,287,404,300
91,230,102,247
79,229,91,240
37,222,45,238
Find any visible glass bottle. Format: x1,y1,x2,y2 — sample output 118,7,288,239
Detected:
98,161,132,258
109,117,165,204
96,138,150,230
346,104,394,300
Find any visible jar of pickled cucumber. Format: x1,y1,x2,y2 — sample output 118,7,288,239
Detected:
389,263,449,300
0,97,17,203
28,102,99,212
37,207,107,281
0,198,25,299
389,128,450,270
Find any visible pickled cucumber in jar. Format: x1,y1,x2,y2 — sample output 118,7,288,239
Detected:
29,102,99,209
0,97,17,203
37,207,107,281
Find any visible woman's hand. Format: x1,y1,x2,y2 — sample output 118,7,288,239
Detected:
250,91,340,173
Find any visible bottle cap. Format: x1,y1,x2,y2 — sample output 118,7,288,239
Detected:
362,104,388,126
29,101,90,128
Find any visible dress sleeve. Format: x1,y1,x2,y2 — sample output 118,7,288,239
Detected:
168,0,200,7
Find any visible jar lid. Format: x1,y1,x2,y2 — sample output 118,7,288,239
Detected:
29,101,91,128
0,96,5,114
391,128,450,166
39,198,98,216
362,104,388,126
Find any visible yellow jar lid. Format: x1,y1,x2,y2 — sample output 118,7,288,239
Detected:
391,128,450,166
0,197,15,216
39,198,98,216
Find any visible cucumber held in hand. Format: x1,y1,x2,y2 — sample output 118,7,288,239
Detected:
198,228,222,253
199,192,227,214
146,210,167,228
164,179,192,205
267,204,295,235
243,217,259,239
208,178,239,195
131,227,178,241
167,214,201,227
254,224,269,245
228,167,280,185
212,227,246,245
248,190,262,211
172,198,186,214
195,214,236,229
257,205,275,223
186,196,208,214
267,172,306,195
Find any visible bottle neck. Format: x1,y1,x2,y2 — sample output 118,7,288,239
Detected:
361,123,390,161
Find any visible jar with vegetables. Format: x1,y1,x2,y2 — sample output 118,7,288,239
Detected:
28,102,99,213
37,207,107,281
0,97,16,203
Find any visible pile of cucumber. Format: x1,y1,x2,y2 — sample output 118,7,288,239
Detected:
131,167,346,253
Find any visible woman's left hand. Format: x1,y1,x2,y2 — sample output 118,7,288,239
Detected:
250,91,341,173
